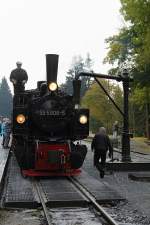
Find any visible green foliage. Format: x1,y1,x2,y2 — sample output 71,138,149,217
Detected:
104,0,150,138
132,86,150,106
0,77,13,118
89,116,103,133
81,79,123,133
104,0,150,79
104,28,133,66
129,103,146,136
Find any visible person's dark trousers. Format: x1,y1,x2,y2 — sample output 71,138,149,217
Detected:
3,134,10,148
2,134,6,146
94,150,106,171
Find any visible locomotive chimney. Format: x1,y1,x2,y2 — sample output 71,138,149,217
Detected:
46,54,59,83
73,79,81,106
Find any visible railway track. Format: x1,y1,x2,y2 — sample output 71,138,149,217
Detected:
2,153,150,224
33,178,122,225
34,180,52,225
69,177,120,225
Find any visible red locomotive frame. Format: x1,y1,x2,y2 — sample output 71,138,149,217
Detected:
22,142,81,177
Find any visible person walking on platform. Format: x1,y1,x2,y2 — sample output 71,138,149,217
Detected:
2,119,11,149
91,127,113,178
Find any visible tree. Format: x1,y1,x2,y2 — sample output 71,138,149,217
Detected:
0,77,13,118
81,79,123,133
104,0,150,139
61,53,93,97
131,86,150,138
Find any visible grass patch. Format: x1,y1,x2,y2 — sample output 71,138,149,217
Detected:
132,137,150,153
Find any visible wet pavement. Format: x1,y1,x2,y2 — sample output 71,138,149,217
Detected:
82,139,150,221
0,137,150,224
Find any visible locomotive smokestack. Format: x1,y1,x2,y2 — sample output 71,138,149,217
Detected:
46,54,59,83
73,79,81,105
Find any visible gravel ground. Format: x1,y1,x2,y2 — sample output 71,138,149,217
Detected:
0,209,43,225
47,207,102,225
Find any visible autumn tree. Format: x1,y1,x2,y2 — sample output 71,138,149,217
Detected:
82,79,123,133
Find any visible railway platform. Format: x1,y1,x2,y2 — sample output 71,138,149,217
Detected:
83,138,150,171
106,144,150,171
4,155,39,208
0,137,10,193
82,139,150,220
3,153,125,209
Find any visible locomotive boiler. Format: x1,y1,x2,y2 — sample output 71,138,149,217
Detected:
10,54,89,177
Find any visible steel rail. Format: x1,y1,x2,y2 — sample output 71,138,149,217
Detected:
34,181,52,225
69,177,119,225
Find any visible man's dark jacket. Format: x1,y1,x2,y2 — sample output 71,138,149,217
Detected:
10,68,28,93
10,68,28,82
91,133,113,154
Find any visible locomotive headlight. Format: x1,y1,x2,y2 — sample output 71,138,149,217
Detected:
48,82,58,91
16,114,26,124
79,115,88,124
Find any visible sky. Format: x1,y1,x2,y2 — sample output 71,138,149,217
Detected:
0,0,122,92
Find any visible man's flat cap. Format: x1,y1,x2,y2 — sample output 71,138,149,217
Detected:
16,61,22,65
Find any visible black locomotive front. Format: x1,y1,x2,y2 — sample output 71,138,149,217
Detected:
11,54,89,177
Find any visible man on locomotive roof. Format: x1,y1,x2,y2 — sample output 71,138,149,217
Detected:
10,61,28,94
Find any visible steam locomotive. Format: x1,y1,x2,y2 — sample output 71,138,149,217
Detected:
10,54,89,177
